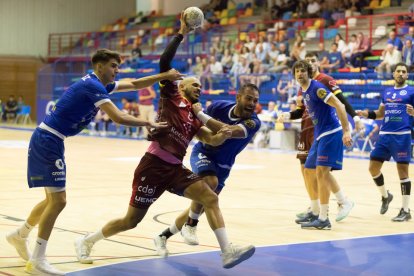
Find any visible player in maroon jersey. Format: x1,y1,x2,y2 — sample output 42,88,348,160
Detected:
74,13,255,269
279,52,363,225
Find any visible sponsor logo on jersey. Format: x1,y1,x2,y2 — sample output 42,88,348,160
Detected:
179,101,187,108
198,153,207,159
244,119,256,129
400,90,407,96
55,159,65,170
317,88,327,99
137,185,156,196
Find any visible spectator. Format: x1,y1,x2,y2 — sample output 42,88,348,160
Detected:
190,56,204,77
334,34,347,57
317,42,329,68
402,39,414,72
306,0,321,18
350,32,371,68
277,68,295,103
346,118,379,152
387,30,404,53
322,42,346,73
220,49,233,72
4,95,18,122
376,43,402,78
137,86,156,139
343,34,358,62
404,27,414,43
268,43,290,72
229,56,249,88
290,33,306,63
17,95,24,113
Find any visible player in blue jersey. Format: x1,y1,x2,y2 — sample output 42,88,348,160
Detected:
153,83,261,256
358,62,414,222
5,49,183,275
292,60,352,230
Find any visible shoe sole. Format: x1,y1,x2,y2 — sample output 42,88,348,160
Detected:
6,235,30,261
336,201,355,222
223,246,255,269
74,239,93,264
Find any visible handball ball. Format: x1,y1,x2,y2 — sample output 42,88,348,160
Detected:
184,7,204,29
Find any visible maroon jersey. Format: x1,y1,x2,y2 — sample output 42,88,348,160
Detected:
153,81,202,161
296,73,342,158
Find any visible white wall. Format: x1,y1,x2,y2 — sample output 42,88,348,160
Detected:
0,0,136,56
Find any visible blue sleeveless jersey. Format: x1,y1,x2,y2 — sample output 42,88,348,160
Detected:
43,73,117,137
302,80,340,140
380,85,414,134
192,100,261,168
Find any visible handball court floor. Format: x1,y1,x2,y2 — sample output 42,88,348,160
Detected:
0,126,413,276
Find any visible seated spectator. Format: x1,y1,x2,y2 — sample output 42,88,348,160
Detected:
17,95,24,113
290,33,306,63
220,49,233,72
321,42,345,73
376,43,402,78
350,32,371,68
239,58,269,89
346,118,379,152
404,26,414,43
343,34,357,62
90,110,112,136
334,34,347,56
402,39,414,72
317,42,329,68
387,30,404,53
268,43,290,73
190,56,204,77
3,95,18,122
229,56,250,88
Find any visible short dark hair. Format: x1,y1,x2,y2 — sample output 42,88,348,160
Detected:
91,49,121,65
239,83,260,94
292,60,313,78
392,62,409,72
305,51,319,60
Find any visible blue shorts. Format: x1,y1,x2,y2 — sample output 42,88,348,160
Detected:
190,149,230,194
27,128,66,188
370,134,411,163
305,130,343,170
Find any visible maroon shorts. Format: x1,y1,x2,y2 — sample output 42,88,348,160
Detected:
296,127,314,162
129,153,202,209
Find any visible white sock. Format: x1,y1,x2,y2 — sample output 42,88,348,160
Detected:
378,186,388,198
213,227,230,252
32,237,48,260
169,223,180,234
334,190,346,205
18,221,34,238
402,195,410,212
310,200,319,215
319,204,329,221
85,229,105,244
189,210,200,220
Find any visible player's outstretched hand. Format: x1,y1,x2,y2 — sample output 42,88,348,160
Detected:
406,104,414,116
165,69,185,82
148,121,169,130
218,125,232,139
179,11,194,35
192,102,203,115
356,109,368,118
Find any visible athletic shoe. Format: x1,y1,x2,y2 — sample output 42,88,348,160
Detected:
25,258,65,275
301,218,332,230
6,231,31,261
221,243,255,269
336,200,355,222
380,191,393,215
181,224,199,245
391,208,412,222
74,235,94,264
295,212,318,224
153,235,169,258
296,207,311,219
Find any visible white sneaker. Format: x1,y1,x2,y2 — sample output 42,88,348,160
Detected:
25,258,65,275
6,231,31,261
336,200,355,222
181,224,199,245
153,235,169,258
221,243,255,269
74,235,94,264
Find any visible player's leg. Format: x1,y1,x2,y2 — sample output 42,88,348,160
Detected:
391,134,412,221
25,188,66,276
184,180,255,268
369,135,393,214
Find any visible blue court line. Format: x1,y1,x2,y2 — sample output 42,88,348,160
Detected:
67,233,414,276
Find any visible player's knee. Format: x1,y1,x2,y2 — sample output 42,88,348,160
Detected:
200,190,219,208
50,197,67,211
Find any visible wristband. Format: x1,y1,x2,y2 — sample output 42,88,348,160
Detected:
367,110,376,119
196,111,212,125
353,116,361,123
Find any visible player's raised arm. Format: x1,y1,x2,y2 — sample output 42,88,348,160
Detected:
357,104,385,120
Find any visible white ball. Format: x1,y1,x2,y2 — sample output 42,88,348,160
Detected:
184,7,204,29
